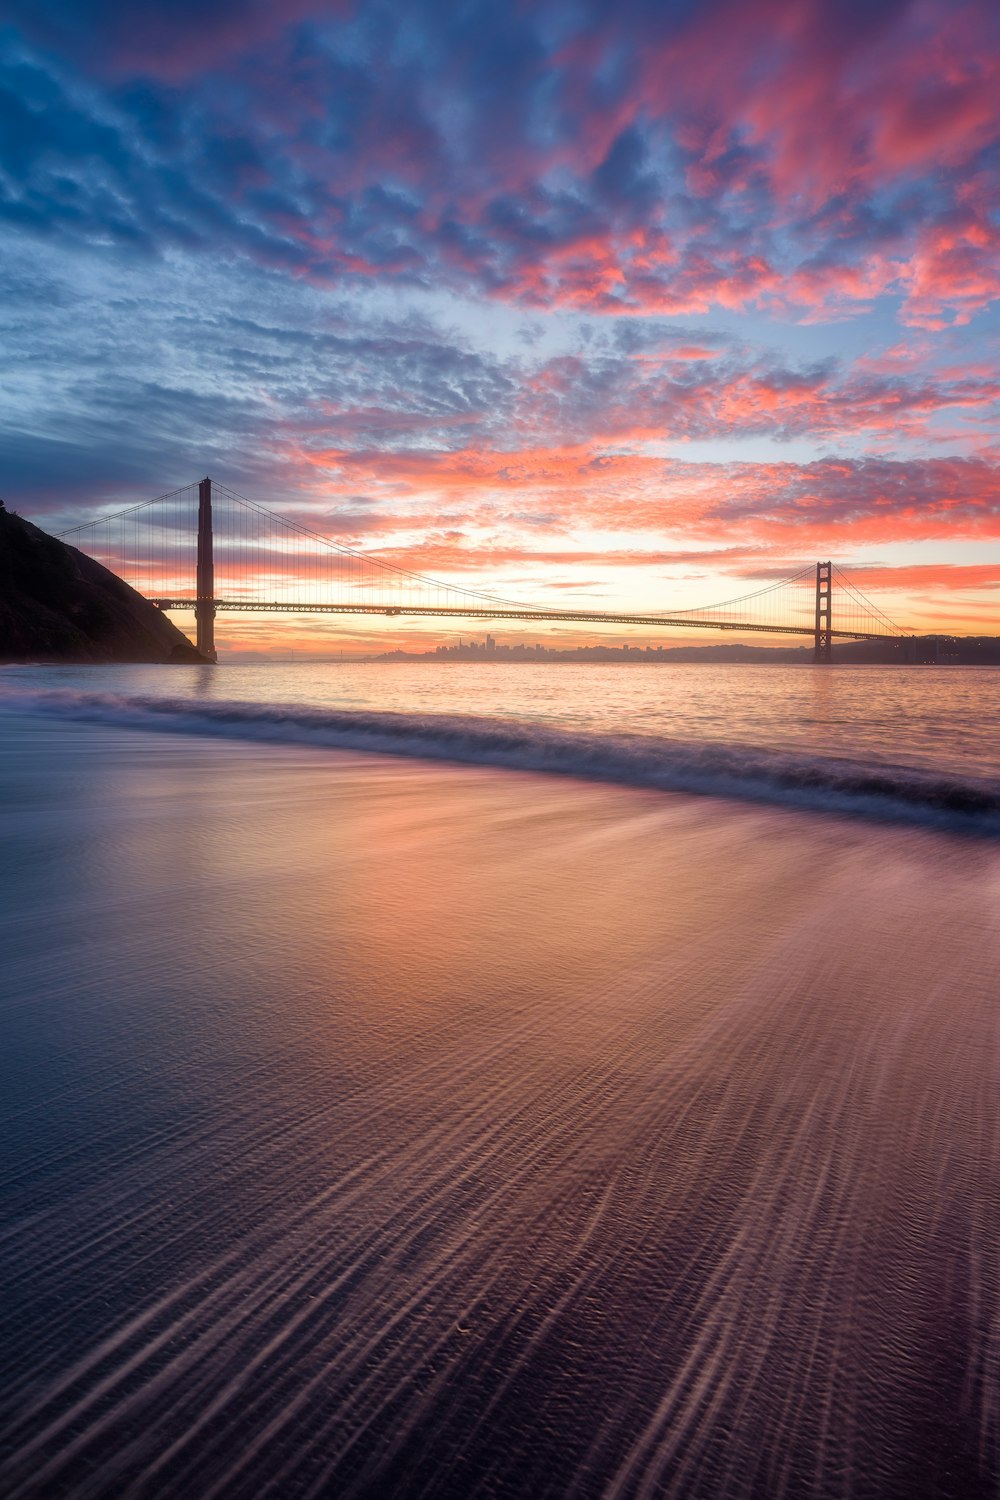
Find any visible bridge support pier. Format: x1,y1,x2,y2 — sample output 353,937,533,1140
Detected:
814,560,832,663
195,475,217,661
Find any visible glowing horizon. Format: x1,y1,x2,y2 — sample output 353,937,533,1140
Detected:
4,0,1000,650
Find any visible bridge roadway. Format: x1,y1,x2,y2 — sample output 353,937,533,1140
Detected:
151,599,897,642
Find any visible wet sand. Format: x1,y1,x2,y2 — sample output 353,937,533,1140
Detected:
1,714,998,1498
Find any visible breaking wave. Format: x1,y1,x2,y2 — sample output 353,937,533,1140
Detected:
4,686,1000,834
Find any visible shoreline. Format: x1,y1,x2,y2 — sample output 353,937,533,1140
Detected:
1,713,998,1499
3,689,999,838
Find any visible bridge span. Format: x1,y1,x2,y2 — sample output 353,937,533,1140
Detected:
149,597,894,644
59,477,909,663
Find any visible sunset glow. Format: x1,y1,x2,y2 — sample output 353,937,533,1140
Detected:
4,0,1000,649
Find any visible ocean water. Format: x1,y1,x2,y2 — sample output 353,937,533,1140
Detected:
2,660,1000,828
0,662,999,1499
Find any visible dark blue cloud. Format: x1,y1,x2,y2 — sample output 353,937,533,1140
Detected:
3,0,997,325
2,0,1000,563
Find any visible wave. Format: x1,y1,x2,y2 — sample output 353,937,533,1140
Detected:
3,685,1000,834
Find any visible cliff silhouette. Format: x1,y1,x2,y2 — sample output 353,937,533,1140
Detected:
0,504,207,663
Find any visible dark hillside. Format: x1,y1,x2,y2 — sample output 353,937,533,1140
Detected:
0,506,207,663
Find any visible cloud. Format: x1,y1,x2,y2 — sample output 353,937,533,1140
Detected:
3,1,1000,324
843,562,1000,591
2,0,340,82
3,4,1000,638
5,237,999,565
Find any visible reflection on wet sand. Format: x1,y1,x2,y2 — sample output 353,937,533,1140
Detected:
0,717,998,1499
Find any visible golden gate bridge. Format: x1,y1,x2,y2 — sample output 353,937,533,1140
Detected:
58,477,908,663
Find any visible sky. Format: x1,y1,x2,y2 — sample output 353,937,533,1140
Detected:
3,0,1000,653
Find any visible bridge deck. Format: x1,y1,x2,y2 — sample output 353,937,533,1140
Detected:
151,600,900,642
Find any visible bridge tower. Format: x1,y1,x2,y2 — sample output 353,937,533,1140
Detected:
196,476,217,661
814,560,832,663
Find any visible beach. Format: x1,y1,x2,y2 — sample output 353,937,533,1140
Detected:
1,691,999,1499
7,0,1000,1489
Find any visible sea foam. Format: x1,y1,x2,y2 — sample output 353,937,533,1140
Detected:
3,686,999,835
